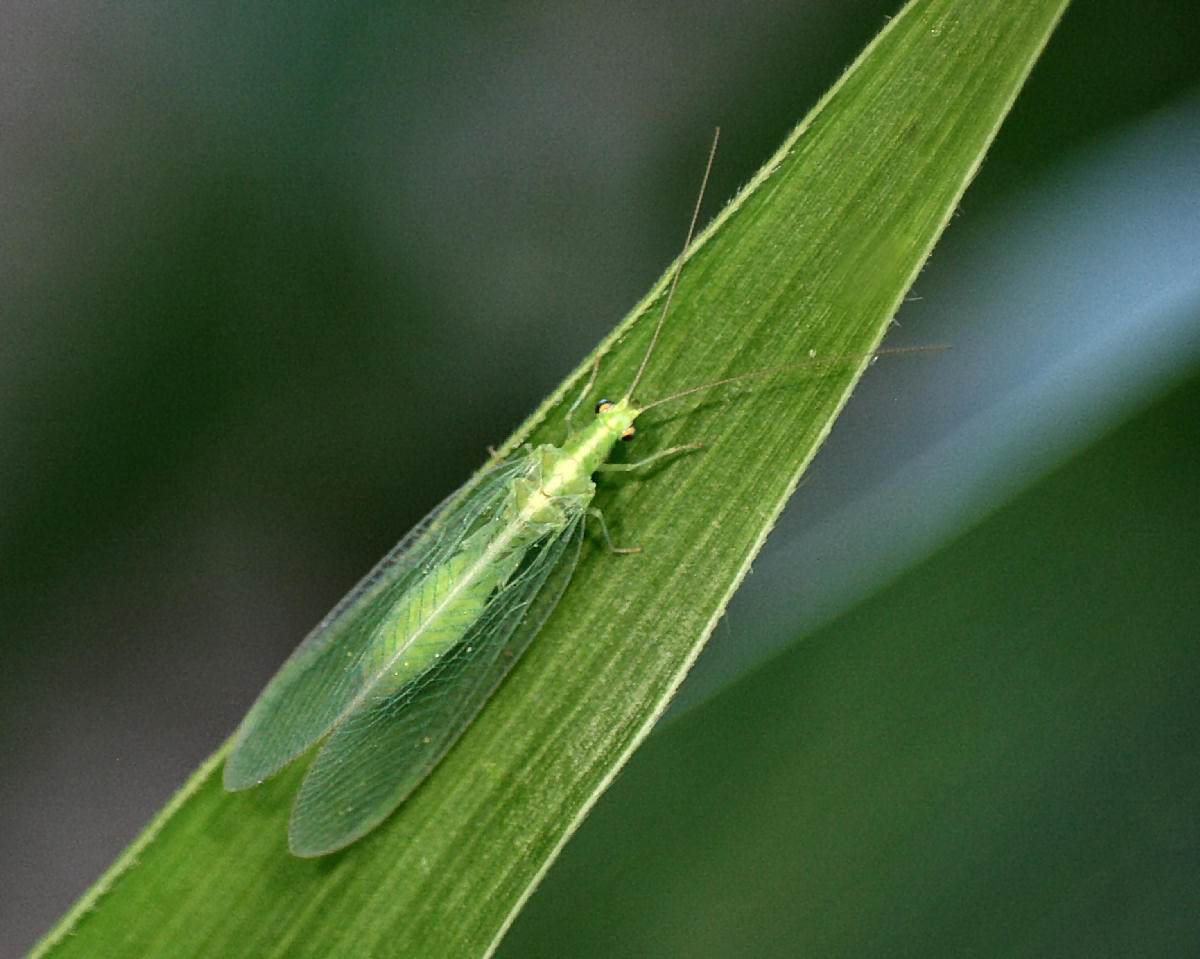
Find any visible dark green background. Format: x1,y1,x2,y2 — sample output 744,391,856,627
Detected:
502,365,1200,959
3,0,1198,955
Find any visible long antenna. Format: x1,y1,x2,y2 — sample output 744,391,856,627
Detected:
638,345,951,412
626,127,721,399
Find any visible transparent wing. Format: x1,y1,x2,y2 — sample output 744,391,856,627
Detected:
287,511,585,857
223,455,533,791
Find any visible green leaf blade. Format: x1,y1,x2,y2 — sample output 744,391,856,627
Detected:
30,1,1070,956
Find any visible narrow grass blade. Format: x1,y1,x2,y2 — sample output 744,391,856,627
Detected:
30,1,1070,957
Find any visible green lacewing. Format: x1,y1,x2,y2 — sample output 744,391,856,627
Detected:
223,131,933,856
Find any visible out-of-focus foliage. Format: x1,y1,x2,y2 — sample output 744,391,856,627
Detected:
502,364,1200,959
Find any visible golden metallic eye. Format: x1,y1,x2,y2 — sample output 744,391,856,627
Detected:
620,425,636,442
595,399,612,414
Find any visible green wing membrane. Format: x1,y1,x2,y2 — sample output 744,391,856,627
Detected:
289,516,584,856
223,456,534,792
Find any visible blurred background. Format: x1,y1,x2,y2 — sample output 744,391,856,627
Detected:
3,0,1198,956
